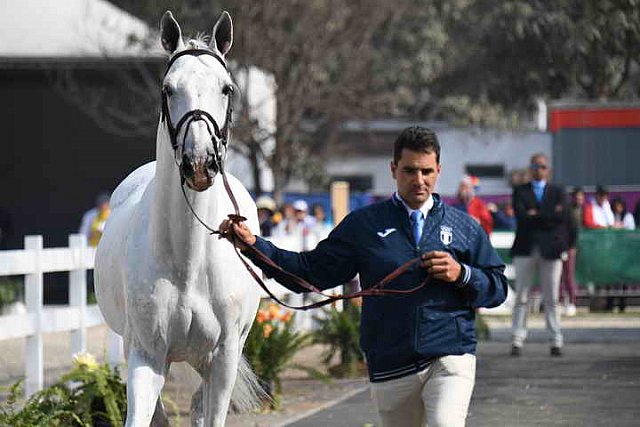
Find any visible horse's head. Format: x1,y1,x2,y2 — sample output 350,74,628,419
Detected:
160,11,235,192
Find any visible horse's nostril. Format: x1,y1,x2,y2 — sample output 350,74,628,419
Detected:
181,155,194,177
207,158,218,173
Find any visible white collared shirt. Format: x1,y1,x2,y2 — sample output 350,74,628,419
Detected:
394,192,433,220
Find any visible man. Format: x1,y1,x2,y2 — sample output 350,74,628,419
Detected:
510,153,568,357
220,126,507,427
454,175,494,234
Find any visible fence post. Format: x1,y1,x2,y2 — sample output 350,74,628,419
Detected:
69,234,87,356
25,235,43,397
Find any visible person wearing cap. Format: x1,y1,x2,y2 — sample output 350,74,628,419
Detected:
255,195,277,237
510,153,568,357
219,126,507,427
582,185,615,229
274,199,316,241
79,192,111,247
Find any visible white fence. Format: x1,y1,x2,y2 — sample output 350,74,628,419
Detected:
0,231,515,397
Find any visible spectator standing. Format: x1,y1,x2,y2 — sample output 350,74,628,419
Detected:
255,195,277,237
453,175,494,234
309,202,333,244
511,154,568,357
611,198,636,230
79,192,111,247
220,126,507,427
560,187,584,317
582,186,615,228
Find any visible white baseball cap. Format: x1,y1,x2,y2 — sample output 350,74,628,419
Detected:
292,200,308,212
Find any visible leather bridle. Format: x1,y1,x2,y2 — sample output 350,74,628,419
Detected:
160,48,234,176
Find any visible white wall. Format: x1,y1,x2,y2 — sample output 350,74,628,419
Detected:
326,128,551,197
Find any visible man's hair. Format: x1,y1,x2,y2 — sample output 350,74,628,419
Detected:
530,153,548,164
596,185,608,197
393,126,440,164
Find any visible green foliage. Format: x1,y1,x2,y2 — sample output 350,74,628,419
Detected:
312,306,364,378
0,277,22,309
0,354,126,427
244,304,312,409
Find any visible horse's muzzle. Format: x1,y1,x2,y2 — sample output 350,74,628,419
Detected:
182,156,214,191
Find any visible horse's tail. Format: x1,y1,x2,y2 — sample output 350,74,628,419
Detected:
230,356,267,413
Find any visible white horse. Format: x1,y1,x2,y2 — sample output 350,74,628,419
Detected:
95,11,261,426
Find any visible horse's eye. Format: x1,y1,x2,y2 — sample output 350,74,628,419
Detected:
163,84,174,96
222,85,234,96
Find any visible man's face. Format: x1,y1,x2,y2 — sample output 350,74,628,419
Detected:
530,156,549,181
391,149,441,209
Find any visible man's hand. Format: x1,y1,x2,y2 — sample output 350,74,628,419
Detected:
218,219,256,250
421,251,462,283
527,209,538,216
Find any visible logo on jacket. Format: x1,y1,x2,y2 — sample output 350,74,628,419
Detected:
377,228,397,238
440,225,453,245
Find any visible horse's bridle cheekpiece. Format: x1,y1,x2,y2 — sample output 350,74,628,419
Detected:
160,48,234,176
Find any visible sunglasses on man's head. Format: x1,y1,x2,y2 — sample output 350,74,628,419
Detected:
530,164,547,170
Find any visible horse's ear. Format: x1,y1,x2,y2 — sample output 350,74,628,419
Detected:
160,11,184,54
211,11,233,56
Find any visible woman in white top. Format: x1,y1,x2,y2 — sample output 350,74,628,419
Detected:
611,198,636,230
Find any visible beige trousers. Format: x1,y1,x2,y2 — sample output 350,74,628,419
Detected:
512,251,564,347
370,354,476,427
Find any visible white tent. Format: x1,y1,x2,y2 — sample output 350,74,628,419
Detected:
0,0,161,57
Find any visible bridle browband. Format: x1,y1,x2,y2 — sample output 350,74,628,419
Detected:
160,48,234,175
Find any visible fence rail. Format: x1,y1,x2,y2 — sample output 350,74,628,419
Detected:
0,231,516,396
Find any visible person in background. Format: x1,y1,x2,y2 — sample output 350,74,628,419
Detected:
488,201,516,231
582,185,615,229
454,175,494,234
79,192,111,247
255,195,277,237
611,198,636,230
510,153,568,357
560,187,584,317
634,199,640,229
310,202,333,242
273,200,316,241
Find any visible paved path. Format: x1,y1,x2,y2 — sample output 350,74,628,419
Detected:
286,327,640,427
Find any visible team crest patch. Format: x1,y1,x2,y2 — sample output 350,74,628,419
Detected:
440,225,453,245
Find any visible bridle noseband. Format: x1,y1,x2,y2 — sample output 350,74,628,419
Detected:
160,48,234,175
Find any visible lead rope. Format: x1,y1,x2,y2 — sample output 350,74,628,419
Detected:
182,171,432,311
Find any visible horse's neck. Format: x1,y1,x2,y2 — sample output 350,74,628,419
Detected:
150,126,213,272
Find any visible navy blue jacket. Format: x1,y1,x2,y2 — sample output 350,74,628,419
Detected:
247,194,507,382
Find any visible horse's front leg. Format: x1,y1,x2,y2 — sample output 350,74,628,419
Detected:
203,336,241,427
125,344,168,427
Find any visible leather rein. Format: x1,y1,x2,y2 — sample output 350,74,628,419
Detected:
163,49,431,311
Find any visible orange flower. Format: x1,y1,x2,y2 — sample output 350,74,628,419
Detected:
263,323,274,338
268,304,280,321
281,311,292,323
256,310,267,323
